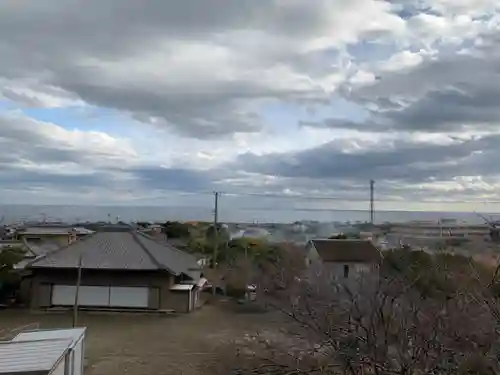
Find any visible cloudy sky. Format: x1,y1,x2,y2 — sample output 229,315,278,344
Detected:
1,0,500,214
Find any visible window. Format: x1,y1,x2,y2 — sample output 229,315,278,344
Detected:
343,265,349,278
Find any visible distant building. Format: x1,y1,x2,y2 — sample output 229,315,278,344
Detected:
391,219,489,237
291,222,307,233
305,239,382,280
230,227,271,240
387,219,490,248
15,226,78,247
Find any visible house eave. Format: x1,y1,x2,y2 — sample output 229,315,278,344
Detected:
28,266,177,274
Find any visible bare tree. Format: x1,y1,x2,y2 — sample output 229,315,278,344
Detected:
210,253,500,375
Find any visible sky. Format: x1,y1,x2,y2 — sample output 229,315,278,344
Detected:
1,0,500,213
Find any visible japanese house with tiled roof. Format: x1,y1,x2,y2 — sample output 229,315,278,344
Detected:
25,228,204,312
306,239,383,280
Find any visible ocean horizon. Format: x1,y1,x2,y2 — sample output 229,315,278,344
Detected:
0,204,497,225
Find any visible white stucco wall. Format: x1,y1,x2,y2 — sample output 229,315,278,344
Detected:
305,242,374,280
321,262,371,280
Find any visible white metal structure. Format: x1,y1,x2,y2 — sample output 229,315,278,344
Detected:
51,285,149,308
0,338,71,375
230,227,271,240
13,328,87,375
170,284,196,312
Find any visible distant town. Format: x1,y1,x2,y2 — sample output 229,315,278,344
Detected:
2,215,500,374
2,215,499,259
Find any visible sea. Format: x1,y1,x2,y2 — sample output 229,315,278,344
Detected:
0,204,495,225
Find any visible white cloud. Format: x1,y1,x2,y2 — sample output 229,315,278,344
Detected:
0,0,500,213
379,50,426,71
0,79,85,108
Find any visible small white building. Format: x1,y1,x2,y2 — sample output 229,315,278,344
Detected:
230,227,271,240
0,328,86,375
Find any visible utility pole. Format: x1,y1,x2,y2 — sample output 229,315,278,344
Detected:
72,255,83,327
369,180,375,225
212,192,219,296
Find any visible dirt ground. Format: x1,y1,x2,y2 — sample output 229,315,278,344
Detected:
0,301,275,375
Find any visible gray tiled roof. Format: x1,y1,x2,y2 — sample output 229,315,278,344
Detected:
24,239,61,257
311,239,382,263
28,231,199,275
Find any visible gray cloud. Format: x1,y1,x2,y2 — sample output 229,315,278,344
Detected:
0,169,109,190
124,167,215,192
312,32,500,134
234,134,500,186
2,0,500,206
0,113,217,194
1,109,500,204
0,0,387,138
0,115,82,165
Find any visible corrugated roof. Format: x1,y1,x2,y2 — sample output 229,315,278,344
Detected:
27,231,199,275
13,328,86,349
311,239,382,263
0,338,71,374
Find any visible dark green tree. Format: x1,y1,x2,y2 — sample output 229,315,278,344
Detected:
0,247,25,302
162,221,191,239
206,223,230,243
329,234,348,239
0,247,25,282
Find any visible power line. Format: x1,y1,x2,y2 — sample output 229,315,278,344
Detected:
219,196,500,204
167,190,369,200
150,188,500,204
220,192,368,200
214,207,500,214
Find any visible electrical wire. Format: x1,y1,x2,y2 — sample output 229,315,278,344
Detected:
158,189,500,205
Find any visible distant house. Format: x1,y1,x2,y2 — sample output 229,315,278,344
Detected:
25,229,203,313
11,226,94,269
138,223,163,235
305,239,382,280
14,226,90,247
